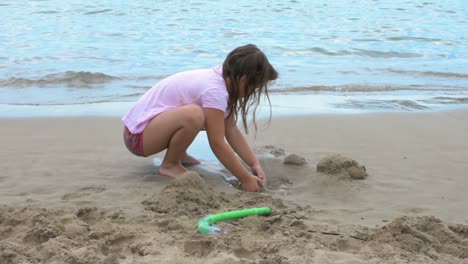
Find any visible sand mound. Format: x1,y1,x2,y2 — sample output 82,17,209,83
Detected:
3,205,467,264
142,171,288,218
142,171,224,216
317,154,368,179
0,204,321,264
369,216,468,260
0,171,321,264
283,154,307,166
2,194,468,263
0,206,137,264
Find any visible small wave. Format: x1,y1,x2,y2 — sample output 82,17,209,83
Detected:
273,47,422,58
0,102,105,106
310,47,351,56
0,95,137,106
192,49,218,57
117,93,144,99
33,10,60,14
269,85,467,93
353,38,380,42
335,99,430,111
278,47,351,56
385,36,443,42
351,48,421,58
84,9,112,15
385,69,468,79
421,97,468,105
131,75,168,81
222,31,250,38
0,72,120,88
125,85,150,89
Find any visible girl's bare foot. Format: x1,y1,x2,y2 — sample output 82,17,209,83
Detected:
181,153,201,166
159,162,188,177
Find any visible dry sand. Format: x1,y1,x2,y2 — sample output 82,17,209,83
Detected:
1,110,468,263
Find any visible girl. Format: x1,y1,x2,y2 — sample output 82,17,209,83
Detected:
122,44,278,192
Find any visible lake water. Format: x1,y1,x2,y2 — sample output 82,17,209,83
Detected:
1,0,467,117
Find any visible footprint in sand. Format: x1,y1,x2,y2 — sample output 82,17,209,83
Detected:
184,240,215,258
403,207,428,214
62,185,106,200
260,145,286,158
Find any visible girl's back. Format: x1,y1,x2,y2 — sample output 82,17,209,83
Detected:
123,65,228,134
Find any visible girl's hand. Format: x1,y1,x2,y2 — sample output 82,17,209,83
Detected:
251,163,267,185
241,174,264,192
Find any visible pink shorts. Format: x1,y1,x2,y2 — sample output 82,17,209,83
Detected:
123,126,146,157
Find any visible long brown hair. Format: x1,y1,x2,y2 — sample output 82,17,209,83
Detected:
222,44,278,134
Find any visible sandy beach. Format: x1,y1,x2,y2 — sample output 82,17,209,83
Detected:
1,111,468,263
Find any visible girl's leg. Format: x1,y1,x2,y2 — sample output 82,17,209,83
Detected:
181,153,201,166
142,104,204,177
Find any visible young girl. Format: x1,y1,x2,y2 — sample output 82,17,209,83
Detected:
122,44,278,192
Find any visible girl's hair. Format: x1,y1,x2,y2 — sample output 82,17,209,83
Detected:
222,44,278,134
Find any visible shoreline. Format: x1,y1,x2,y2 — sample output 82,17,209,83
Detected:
2,90,468,118
1,104,468,120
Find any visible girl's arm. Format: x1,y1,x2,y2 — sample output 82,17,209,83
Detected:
224,114,266,183
204,108,263,192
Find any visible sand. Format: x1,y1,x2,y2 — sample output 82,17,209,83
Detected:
1,110,468,263
316,154,368,179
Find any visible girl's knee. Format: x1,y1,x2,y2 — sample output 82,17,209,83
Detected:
183,105,204,129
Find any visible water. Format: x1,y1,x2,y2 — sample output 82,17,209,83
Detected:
1,0,468,116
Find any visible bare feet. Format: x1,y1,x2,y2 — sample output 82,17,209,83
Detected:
181,153,201,166
159,162,188,177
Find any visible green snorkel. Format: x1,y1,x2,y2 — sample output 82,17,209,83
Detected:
198,207,272,234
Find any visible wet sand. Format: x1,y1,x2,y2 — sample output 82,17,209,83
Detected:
1,110,467,263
